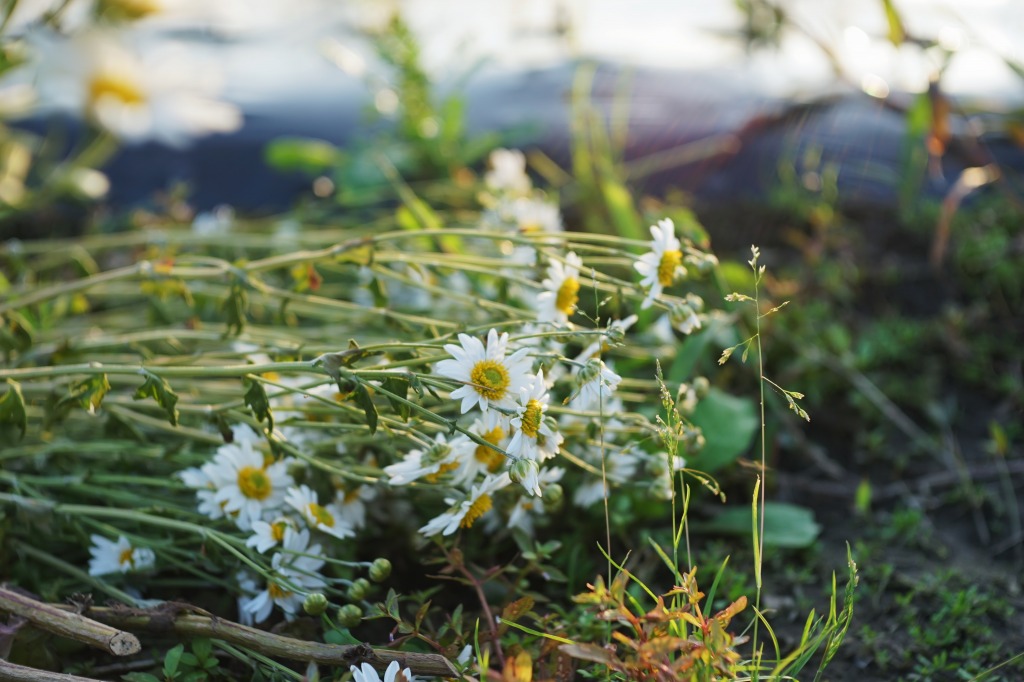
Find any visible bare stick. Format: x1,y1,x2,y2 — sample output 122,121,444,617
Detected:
0,587,139,657
0,659,103,682
67,603,459,678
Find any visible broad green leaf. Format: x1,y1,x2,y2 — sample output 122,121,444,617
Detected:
688,388,757,471
381,376,410,421
700,502,821,548
134,372,180,426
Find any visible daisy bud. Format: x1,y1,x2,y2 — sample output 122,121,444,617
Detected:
576,358,604,387
347,578,371,601
542,483,564,511
509,457,540,496
337,604,363,628
303,593,329,616
692,376,710,399
369,558,392,582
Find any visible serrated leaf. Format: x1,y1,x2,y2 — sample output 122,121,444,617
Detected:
134,372,180,426
0,379,27,440
243,376,274,431
62,374,110,413
381,376,410,421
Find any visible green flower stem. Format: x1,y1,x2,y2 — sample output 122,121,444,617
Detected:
0,360,318,382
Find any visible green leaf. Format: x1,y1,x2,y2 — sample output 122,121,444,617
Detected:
222,281,249,336
0,311,33,354
265,137,340,174
381,376,410,421
688,388,758,472
133,372,180,426
121,674,161,682
352,381,378,435
0,379,28,440
163,643,185,678
600,179,643,242
191,637,213,662
700,502,821,548
62,374,110,413
243,376,274,431
324,628,361,646
879,0,906,45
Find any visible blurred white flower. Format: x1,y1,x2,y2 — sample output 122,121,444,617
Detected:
484,148,530,195
246,517,297,554
384,432,463,486
570,358,622,411
29,29,241,146
88,534,155,576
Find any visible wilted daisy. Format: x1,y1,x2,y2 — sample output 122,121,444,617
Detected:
484,148,531,195
435,329,533,414
535,252,582,326
29,29,241,146
285,485,355,540
350,660,416,682
384,433,465,486
246,516,297,553
507,371,557,461
204,437,293,531
88,534,155,576
419,473,511,537
634,218,685,309
569,358,622,410
241,527,326,623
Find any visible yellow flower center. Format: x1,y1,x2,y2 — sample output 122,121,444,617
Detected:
342,487,361,504
555,277,580,315
657,250,683,287
100,0,163,19
270,520,288,542
469,359,510,401
307,503,335,528
460,494,493,529
237,466,272,501
475,426,506,472
118,548,135,568
520,399,543,438
520,221,542,233
424,461,460,483
88,73,146,109
268,582,291,600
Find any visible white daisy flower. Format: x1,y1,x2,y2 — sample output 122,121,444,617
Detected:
205,438,293,531
419,473,511,537
350,660,416,682
246,517,297,554
88,534,155,576
285,485,355,540
511,197,562,234
384,433,464,486
332,483,377,531
508,467,565,533
29,29,241,146
455,410,511,482
507,371,557,461
569,359,622,411
535,252,582,326
435,328,533,414
573,444,643,508
484,148,531,195
242,527,326,623
178,465,225,521
634,218,685,309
